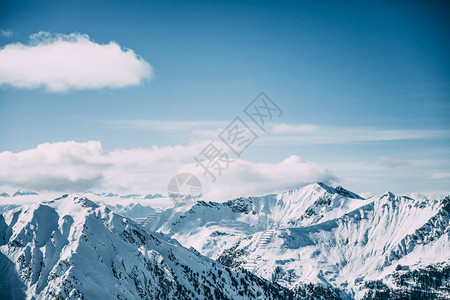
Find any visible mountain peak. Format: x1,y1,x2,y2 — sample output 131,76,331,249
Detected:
47,193,99,207
381,191,396,199
12,190,39,197
316,181,335,191
334,186,365,199
307,182,364,199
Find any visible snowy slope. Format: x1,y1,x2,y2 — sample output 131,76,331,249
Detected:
0,194,292,299
217,192,450,299
148,183,368,259
1,184,448,299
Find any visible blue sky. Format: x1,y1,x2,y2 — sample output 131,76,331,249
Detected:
0,0,449,197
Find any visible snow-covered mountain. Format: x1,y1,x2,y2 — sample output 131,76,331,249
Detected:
144,183,368,259
133,183,449,299
1,183,448,299
217,191,450,299
0,194,292,299
12,190,39,197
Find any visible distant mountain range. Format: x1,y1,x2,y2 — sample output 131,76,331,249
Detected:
0,183,448,299
0,190,40,197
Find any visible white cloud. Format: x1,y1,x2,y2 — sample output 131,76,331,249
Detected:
103,120,228,131
0,141,336,201
431,173,450,179
323,158,450,197
102,120,449,145
0,141,108,191
271,123,319,134
0,32,152,92
376,156,411,168
407,191,449,201
261,126,450,145
0,29,13,38
181,155,336,200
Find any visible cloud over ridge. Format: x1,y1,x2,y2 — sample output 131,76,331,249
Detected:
0,32,152,92
0,141,336,201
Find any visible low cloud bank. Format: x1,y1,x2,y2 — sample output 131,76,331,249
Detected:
0,141,336,201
